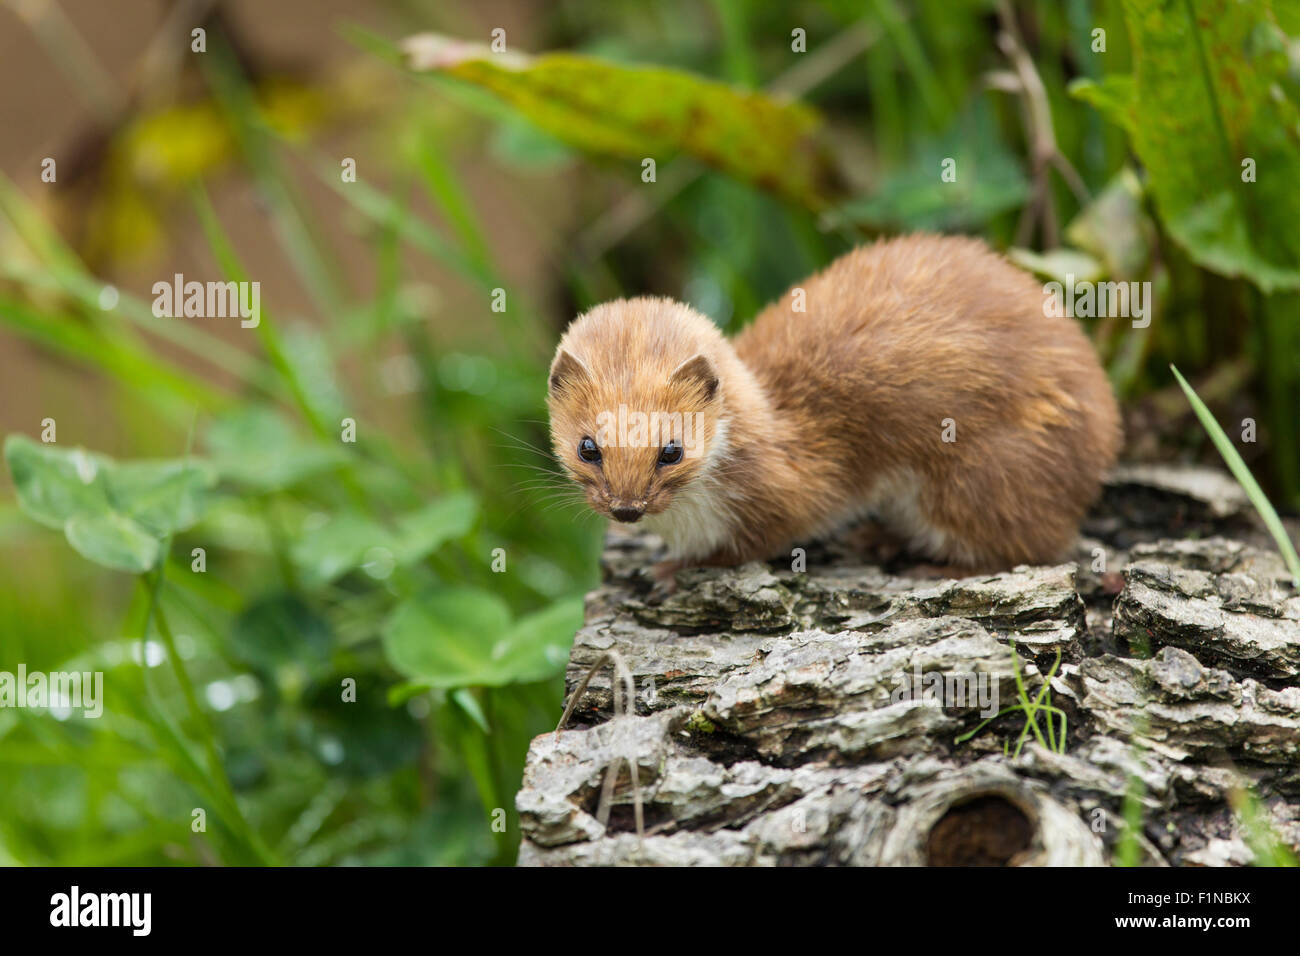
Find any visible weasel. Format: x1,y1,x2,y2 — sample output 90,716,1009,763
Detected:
546,234,1122,572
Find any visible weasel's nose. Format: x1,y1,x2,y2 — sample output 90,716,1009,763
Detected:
611,505,644,523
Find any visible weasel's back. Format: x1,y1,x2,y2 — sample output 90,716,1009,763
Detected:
731,233,1121,563
734,234,1115,446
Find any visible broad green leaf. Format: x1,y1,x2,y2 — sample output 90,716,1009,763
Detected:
112,459,215,536
4,434,215,573
204,406,345,491
5,439,109,529
403,33,835,209
1070,0,1300,292
64,512,162,573
383,591,582,690
293,494,478,585
382,588,513,688
292,512,395,586
393,492,478,564
488,596,583,685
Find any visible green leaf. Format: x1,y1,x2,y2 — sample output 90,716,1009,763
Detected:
1070,1,1300,292
292,494,478,585
303,671,424,778
402,33,835,209
64,512,162,573
292,513,395,587
382,591,581,688
1171,365,1300,588
393,492,478,564
4,440,109,530
489,596,583,685
280,324,347,426
4,434,215,573
1068,76,1136,134
1064,167,1155,279
204,406,345,492
1008,248,1104,285
382,588,513,689
230,593,334,675
451,688,491,734
112,459,215,536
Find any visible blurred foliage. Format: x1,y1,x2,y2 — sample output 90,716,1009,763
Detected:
402,31,837,208
0,0,1297,866
1071,0,1300,292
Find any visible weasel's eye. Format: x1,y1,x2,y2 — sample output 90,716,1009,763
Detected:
577,437,602,464
658,440,683,466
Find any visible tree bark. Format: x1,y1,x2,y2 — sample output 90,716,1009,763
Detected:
516,464,1300,866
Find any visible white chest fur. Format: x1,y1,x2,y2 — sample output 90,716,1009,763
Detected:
641,418,736,560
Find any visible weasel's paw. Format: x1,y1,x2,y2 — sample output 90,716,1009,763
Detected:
844,520,906,566
647,559,686,601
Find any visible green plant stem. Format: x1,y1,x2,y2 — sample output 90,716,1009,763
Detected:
136,567,277,865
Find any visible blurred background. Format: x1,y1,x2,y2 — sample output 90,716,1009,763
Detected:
0,0,1296,865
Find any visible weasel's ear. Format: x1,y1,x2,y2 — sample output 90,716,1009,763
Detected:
669,353,719,401
548,349,591,397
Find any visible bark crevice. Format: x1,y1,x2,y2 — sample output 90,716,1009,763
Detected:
515,465,1300,866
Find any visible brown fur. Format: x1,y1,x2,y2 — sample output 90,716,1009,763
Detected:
547,234,1122,570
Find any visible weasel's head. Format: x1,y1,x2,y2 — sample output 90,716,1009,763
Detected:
546,298,730,526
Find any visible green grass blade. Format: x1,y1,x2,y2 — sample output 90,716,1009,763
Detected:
1172,364,1300,587
0,297,228,414
200,39,348,317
